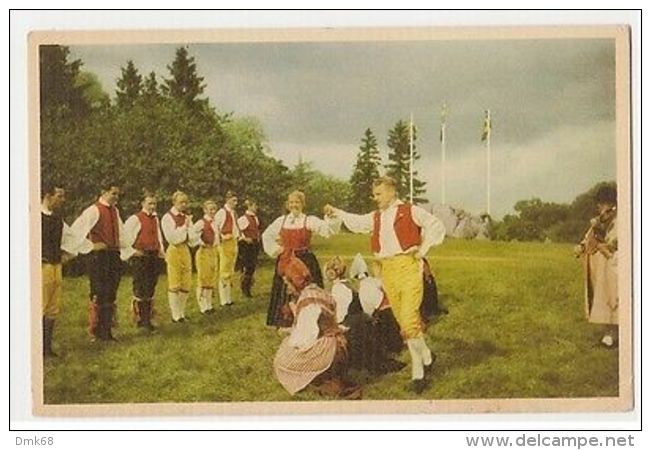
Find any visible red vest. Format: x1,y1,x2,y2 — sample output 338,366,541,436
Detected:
134,211,160,252
89,202,120,249
371,203,421,254
201,219,216,245
169,210,186,227
280,215,312,251
220,208,236,235
242,213,260,240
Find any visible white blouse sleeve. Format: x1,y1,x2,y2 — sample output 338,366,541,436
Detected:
69,205,100,255
412,205,446,258
60,221,79,256
288,303,321,350
306,215,333,238
115,208,128,250
332,208,374,234
120,215,141,261
237,215,249,231
261,215,284,257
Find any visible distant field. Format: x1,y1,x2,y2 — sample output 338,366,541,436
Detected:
42,234,618,404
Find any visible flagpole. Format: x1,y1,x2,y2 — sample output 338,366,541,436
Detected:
409,113,414,203
441,103,447,205
486,109,491,216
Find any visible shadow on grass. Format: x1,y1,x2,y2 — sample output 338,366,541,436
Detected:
436,337,507,371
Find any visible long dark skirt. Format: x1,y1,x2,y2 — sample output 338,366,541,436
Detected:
266,250,324,327
420,259,441,320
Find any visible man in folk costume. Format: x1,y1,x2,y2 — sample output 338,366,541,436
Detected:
273,254,361,399
215,191,241,306
236,199,261,300
161,191,196,323
41,182,78,356
575,185,619,348
70,183,127,342
121,191,165,331
191,200,220,314
325,176,446,393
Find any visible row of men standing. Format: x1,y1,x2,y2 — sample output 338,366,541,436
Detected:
41,182,261,352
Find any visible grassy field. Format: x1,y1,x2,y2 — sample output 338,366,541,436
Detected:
42,235,618,404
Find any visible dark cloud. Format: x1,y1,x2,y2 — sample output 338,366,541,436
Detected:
70,38,616,217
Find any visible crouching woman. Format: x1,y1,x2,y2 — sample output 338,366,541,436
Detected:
273,255,361,399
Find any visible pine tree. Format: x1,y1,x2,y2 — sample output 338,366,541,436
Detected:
386,120,427,204
142,72,159,100
39,45,90,118
116,60,143,109
162,46,207,110
349,128,382,212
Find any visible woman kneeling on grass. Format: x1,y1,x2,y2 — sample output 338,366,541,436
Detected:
273,254,361,399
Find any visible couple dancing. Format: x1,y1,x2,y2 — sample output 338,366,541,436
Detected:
266,177,446,396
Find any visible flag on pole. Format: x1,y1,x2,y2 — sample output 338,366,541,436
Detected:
481,109,491,142
440,103,448,142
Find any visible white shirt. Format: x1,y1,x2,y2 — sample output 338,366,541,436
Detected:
331,200,446,258
262,213,333,257
191,216,220,247
161,207,195,246
41,206,79,256
121,210,165,261
330,280,354,324
69,198,126,255
215,205,241,240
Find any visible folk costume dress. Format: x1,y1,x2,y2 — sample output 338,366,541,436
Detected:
273,284,348,396
262,213,331,327
330,200,446,382
122,209,165,329
70,198,127,340
580,209,619,325
215,205,241,306
236,211,261,299
161,207,196,322
191,216,220,314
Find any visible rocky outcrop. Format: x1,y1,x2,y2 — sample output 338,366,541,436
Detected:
429,204,491,240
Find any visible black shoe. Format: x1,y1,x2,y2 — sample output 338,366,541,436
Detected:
43,348,58,358
424,354,437,378
206,309,216,315
172,318,186,324
409,378,429,394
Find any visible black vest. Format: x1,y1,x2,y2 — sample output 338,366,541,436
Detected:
42,212,63,264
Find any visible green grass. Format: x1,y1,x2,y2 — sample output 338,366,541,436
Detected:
43,235,618,404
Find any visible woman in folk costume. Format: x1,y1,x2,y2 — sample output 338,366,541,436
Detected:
191,200,220,315
262,190,333,327
70,183,127,342
575,185,619,348
236,199,262,300
161,191,197,323
121,191,165,331
273,254,361,399
348,254,406,373
325,176,446,394
325,256,405,375
215,191,241,306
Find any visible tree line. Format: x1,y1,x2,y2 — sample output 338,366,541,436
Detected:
490,181,617,243
39,44,427,225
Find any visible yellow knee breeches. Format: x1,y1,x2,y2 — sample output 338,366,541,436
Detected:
42,263,62,319
379,254,424,339
166,244,192,292
196,246,219,289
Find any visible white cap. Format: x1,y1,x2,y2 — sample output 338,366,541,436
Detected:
349,253,369,280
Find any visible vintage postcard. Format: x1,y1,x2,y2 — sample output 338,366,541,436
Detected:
28,25,632,416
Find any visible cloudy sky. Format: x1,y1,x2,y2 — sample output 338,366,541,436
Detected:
70,38,616,218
